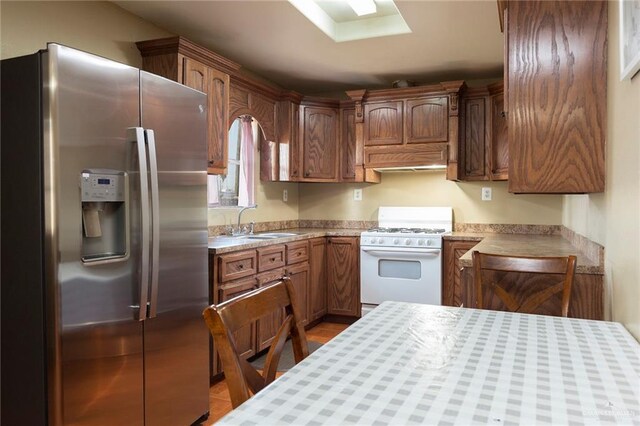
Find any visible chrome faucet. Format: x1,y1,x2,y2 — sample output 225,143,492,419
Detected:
234,204,257,235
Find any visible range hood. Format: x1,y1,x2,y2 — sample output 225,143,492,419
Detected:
373,164,447,172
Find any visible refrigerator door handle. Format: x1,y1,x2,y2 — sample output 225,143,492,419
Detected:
128,127,151,321
145,129,160,318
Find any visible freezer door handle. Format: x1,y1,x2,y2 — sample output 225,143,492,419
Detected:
129,127,150,321
145,129,160,318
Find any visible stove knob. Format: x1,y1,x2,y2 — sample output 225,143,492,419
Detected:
418,239,425,246
393,238,399,245
426,239,433,246
405,239,411,245
377,238,384,244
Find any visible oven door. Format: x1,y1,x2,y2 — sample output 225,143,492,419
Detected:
360,246,442,309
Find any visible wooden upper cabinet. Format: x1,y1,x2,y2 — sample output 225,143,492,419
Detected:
459,82,507,182
462,96,488,180
364,101,403,146
507,1,606,193
183,58,229,174
137,37,238,176
300,105,339,181
405,96,448,143
489,82,508,180
340,108,357,181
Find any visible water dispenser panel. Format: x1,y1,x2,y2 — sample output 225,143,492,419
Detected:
81,172,125,202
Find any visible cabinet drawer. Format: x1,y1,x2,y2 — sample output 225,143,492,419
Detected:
256,267,285,286
219,250,257,282
218,276,259,301
257,245,286,272
286,241,309,265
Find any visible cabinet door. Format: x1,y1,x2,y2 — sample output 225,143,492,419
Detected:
405,96,448,143
364,101,403,146
182,58,229,175
508,1,606,193
327,237,360,317
301,106,339,180
218,277,258,359
308,238,327,322
462,97,488,180
288,262,310,326
255,268,286,352
442,240,478,307
340,108,357,181
489,88,508,180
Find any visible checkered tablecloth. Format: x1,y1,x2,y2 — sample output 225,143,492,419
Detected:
217,301,640,425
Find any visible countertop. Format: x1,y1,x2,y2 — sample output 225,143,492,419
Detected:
208,228,363,254
455,233,602,274
209,229,603,274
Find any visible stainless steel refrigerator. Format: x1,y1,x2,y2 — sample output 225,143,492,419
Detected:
1,44,210,425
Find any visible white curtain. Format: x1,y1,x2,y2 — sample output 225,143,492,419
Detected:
238,116,255,206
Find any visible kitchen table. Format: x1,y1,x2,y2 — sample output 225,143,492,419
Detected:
217,301,640,425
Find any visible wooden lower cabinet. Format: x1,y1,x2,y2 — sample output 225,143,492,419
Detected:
442,239,479,306
460,267,604,320
288,262,310,326
210,235,359,380
327,237,360,317
218,277,258,359
309,238,327,321
255,268,286,352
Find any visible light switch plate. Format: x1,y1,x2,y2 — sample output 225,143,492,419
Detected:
481,187,492,201
283,189,288,202
354,189,363,201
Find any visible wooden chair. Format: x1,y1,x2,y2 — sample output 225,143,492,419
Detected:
203,278,309,408
472,251,577,317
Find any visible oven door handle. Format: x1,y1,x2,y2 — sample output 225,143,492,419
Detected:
361,247,441,256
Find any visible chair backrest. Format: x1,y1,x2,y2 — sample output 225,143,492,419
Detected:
203,278,309,408
472,251,577,317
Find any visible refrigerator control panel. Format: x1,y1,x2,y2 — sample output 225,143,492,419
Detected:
80,170,125,202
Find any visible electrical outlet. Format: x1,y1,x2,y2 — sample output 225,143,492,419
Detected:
353,189,363,201
283,189,288,202
481,187,492,201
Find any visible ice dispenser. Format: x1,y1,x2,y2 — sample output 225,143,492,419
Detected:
80,170,128,262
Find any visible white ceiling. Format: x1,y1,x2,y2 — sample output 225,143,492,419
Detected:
114,1,504,95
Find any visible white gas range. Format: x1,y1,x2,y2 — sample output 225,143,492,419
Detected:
360,207,452,316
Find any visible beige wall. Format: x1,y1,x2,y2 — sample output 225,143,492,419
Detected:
0,1,172,66
563,1,640,339
299,171,563,224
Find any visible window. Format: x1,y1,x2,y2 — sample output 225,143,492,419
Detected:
208,116,257,208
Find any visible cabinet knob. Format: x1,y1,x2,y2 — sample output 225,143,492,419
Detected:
501,111,507,118
270,257,276,262
304,171,310,177
208,160,214,165
238,264,244,269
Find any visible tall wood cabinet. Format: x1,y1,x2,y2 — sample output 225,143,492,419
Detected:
327,237,360,317
505,1,607,193
137,37,235,174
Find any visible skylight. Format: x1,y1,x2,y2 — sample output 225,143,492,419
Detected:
288,0,411,42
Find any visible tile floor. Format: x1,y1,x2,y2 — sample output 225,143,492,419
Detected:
206,322,350,424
